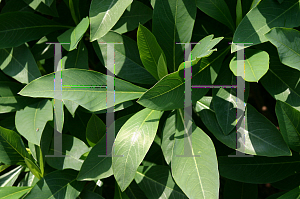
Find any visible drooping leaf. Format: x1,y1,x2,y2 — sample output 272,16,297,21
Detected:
231,0,300,52
275,100,300,152
230,49,269,82
0,126,33,165
218,154,300,183
86,114,106,147
171,109,219,199
0,44,41,84
152,0,197,72
196,0,235,32
195,97,292,156
19,69,147,112
0,186,32,199
58,17,89,51
265,27,300,71
112,1,152,34
113,108,161,191
135,166,188,199
94,31,157,84
24,158,42,180
137,46,229,110
137,24,168,80
0,165,23,187
24,169,85,198
46,134,90,171
15,99,53,146
0,12,68,49
89,0,133,41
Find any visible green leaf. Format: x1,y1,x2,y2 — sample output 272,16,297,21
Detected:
0,12,69,49
230,49,269,82
137,24,168,80
276,100,300,152
157,54,168,79
18,172,39,187
224,179,258,199
0,126,32,165
236,0,243,27
25,158,42,180
161,111,176,164
114,181,130,199
94,31,157,85
0,186,32,199
0,44,41,84
112,1,152,34
15,99,53,146
152,0,196,72
218,154,300,183
278,186,300,198
135,166,188,199
86,114,106,147
0,165,23,187
24,169,85,198
171,109,219,199
196,0,235,32
89,0,133,41
113,108,161,191
46,134,90,171
265,27,300,71
19,69,147,112
58,17,89,51
195,97,292,156
137,46,229,110
63,99,79,117
23,0,58,17
231,0,300,52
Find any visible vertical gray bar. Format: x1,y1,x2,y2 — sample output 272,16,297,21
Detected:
106,43,115,156
46,43,66,157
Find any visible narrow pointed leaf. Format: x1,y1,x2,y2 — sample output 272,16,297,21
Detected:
113,108,161,191
152,0,196,72
0,186,32,199
0,44,41,84
19,69,147,112
89,0,133,41
86,114,106,147
24,158,42,180
265,27,300,71
15,99,53,146
0,12,68,49
135,166,188,199
231,0,300,52
161,110,176,164
171,109,219,199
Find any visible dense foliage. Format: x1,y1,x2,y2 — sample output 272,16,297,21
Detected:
0,0,300,198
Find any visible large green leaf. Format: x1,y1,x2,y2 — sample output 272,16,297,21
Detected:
0,165,23,187
218,154,300,183
112,108,161,191
0,126,32,165
86,114,106,147
0,186,32,199
15,99,53,146
24,169,85,198
58,17,89,51
0,81,38,114
0,44,41,84
196,0,235,32
152,0,196,72
19,69,147,112
171,109,219,199
231,0,300,52
265,27,300,71
230,49,269,82
260,45,300,111
276,100,300,152
112,1,152,34
89,0,133,41
46,134,89,171
137,47,229,110
94,31,157,85
137,24,168,80
0,12,69,49
135,166,188,199
195,97,292,156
